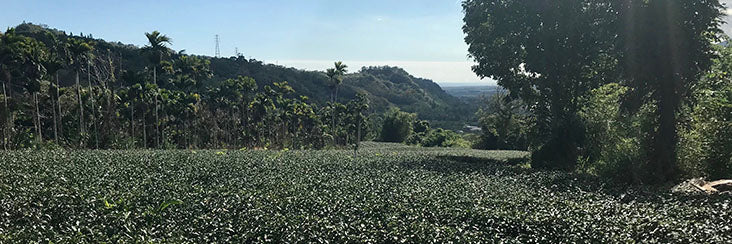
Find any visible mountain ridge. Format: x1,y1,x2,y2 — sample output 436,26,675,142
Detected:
10,23,473,126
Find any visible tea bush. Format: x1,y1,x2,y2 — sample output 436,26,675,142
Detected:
0,144,729,242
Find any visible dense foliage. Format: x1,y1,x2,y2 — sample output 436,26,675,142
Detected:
678,44,732,179
578,83,654,183
613,0,724,183
378,107,415,143
463,0,729,181
0,24,375,150
407,120,471,148
463,0,618,169
1,144,730,242
473,92,529,151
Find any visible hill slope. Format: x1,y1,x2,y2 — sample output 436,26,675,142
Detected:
11,23,471,126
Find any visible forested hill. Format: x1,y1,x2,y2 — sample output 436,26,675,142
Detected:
11,23,470,124
209,60,471,123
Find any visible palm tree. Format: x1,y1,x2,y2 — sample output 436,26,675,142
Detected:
326,68,337,103
333,61,347,102
143,31,172,148
326,62,347,141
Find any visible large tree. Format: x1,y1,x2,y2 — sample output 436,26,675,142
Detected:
462,0,618,169
613,0,724,183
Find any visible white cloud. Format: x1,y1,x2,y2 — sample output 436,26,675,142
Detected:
274,59,495,85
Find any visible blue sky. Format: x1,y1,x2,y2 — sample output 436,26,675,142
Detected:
3,1,732,85
1,0,487,85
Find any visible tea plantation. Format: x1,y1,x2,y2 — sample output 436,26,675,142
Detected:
0,143,730,243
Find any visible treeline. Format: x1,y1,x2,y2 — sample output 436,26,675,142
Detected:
370,107,472,148
0,28,371,150
464,0,731,182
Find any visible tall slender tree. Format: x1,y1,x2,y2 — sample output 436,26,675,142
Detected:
326,68,337,103
143,31,172,148
0,30,11,149
67,38,93,147
87,59,99,148
43,32,65,144
333,61,347,102
326,62,347,139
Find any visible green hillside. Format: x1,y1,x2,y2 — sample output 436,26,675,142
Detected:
13,23,471,126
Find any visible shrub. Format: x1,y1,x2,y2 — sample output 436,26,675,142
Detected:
379,107,415,143
413,120,430,133
578,83,654,183
474,92,529,150
422,128,467,148
406,128,471,148
678,47,732,179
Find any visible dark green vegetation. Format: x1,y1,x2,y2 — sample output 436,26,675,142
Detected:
463,0,731,182
442,85,498,126
442,85,498,99
377,108,472,148
473,92,529,151
378,107,416,143
1,144,730,242
0,23,471,150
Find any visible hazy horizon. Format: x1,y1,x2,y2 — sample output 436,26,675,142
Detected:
3,0,732,86
1,0,498,85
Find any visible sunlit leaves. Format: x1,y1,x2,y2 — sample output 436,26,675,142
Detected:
0,145,729,242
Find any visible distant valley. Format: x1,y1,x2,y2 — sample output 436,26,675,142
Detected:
441,85,500,98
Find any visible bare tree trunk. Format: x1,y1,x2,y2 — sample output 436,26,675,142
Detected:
88,61,99,149
56,73,63,141
335,86,339,103
356,116,361,157
331,107,336,144
131,101,135,148
650,86,679,184
331,86,335,103
107,53,116,149
2,82,8,150
52,71,59,143
334,86,340,145
142,107,147,148
244,108,249,147
282,121,287,148
34,92,42,144
76,71,84,147
185,120,190,149
358,116,362,142
154,66,160,148
230,110,235,148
